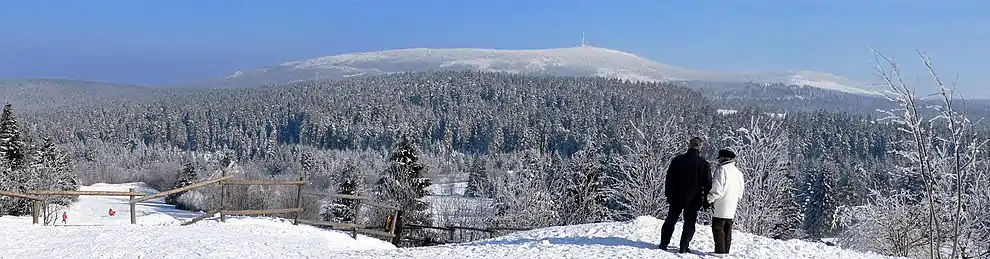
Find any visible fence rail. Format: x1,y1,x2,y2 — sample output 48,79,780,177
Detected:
222,208,304,216
133,175,234,203
1,174,534,247
217,174,306,225
27,190,143,196
221,180,308,186
181,208,222,226
301,190,369,200
0,190,44,201
300,189,404,243
402,223,533,244
2,188,140,225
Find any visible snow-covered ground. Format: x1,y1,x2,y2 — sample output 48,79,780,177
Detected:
1,183,901,259
326,216,901,259
0,183,395,258
426,181,468,196
424,181,494,228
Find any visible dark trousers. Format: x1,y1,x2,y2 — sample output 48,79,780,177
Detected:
660,202,700,251
712,217,734,254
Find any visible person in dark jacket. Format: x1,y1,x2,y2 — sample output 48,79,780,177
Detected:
658,137,713,253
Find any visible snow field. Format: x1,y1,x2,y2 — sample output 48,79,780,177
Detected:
2,182,905,259
1,219,394,259
324,216,903,259
0,183,395,259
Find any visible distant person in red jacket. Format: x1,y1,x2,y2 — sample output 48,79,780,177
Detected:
62,212,67,224
108,208,116,217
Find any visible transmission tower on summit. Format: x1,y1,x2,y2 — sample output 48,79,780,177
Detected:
579,32,591,47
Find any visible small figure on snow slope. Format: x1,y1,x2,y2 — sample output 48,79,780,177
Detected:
706,149,745,257
659,137,713,254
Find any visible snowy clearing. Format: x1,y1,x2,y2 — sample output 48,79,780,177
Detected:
0,183,395,259
1,219,394,258
425,181,468,196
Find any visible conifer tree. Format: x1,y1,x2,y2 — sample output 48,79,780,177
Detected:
464,156,494,198
374,133,433,245
0,103,33,215
0,103,25,168
322,162,358,222
0,156,15,215
166,161,198,207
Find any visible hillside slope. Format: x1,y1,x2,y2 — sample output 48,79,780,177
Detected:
208,46,879,95
0,182,902,258
327,216,897,259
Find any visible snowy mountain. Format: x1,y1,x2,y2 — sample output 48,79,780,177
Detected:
208,46,880,95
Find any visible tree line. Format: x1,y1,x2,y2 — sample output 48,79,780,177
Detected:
0,103,78,216
1,67,987,257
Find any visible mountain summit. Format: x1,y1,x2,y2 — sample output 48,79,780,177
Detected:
211,46,878,95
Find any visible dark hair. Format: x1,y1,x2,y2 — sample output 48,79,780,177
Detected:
689,137,705,149
718,149,736,159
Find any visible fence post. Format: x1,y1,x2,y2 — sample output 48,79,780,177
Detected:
129,188,137,224
220,170,227,223
32,200,39,225
293,176,303,225
391,210,404,245
350,199,362,239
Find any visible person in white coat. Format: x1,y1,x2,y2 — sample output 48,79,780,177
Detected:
705,149,745,256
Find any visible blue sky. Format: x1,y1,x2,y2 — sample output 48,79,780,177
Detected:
1,1,988,96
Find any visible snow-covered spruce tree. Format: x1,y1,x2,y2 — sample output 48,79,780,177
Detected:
798,156,838,238
464,155,494,198
606,115,687,221
373,133,434,245
0,103,26,169
724,115,801,239
165,161,198,208
559,141,609,225
0,157,13,215
0,103,34,216
322,161,358,223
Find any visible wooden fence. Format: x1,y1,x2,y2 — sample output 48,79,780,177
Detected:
218,172,307,224
402,224,533,245
1,174,528,246
1,189,143,225
297,190,404,244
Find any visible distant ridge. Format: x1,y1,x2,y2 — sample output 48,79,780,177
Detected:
205,46,878,95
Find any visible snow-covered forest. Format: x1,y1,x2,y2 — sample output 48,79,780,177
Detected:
1,55,988,258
